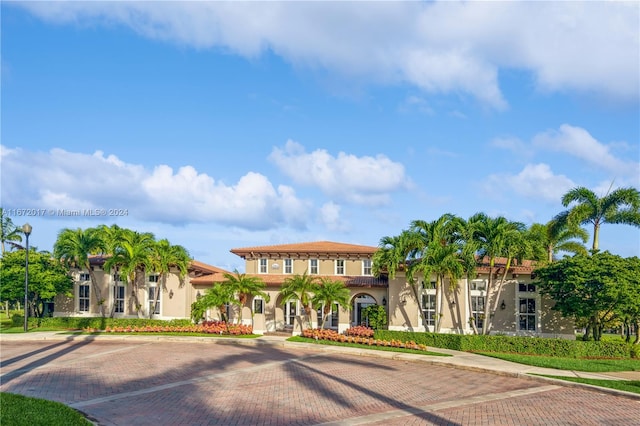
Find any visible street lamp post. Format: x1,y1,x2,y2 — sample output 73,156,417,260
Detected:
23,223,32,333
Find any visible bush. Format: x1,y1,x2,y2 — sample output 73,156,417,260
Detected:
25,316,192,330
345,325,374,338
373,330,635,359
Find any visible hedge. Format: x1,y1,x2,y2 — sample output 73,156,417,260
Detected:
14,315,192,330
373,330,636,359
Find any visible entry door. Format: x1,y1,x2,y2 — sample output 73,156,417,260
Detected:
285,300,298,326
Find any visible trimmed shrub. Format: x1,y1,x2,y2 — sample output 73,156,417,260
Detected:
26,316,192,330
373,330,635,359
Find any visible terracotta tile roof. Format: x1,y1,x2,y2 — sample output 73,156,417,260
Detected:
230,241,378,259
475,256,536,274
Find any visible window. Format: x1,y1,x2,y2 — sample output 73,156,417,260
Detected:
148,275,159,283
362,259,372,276
335,259,345,275
259,258,268,274
113,274,123,283
284,259,293,274
285,300,298,326
309,259,319,275
470,295,484,329
317,303,339,328
470,280,486,291
79,284,90,312
421,294,436,326
114,285,125,313
519,283,536,292
253,298,264,314
519,298,536,331
148,287,160,315
79,273,90,282
422,280,436,290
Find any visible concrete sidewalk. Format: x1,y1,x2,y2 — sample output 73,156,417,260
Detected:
2,331,638,398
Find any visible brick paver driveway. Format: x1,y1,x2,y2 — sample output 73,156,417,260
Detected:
1,338,638,425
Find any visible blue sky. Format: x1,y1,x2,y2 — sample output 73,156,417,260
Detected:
2,1,639,271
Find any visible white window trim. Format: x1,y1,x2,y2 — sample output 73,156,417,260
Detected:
284,258,293,274
309,259,319,275
517,282,540,333
148,285,161,316
259,258,268,274
114,284,125,314
335,259,345,275
78,282,90,313
253,296,265,314
362,259,372,276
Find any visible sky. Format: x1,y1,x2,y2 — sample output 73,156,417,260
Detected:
1,1,639,272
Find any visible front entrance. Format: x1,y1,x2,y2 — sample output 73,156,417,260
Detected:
284,300,298,327
353,295,376,326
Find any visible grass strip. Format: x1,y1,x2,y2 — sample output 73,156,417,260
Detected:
477,351,640,372
537,376,640,394
288,336,451,356
0,392,92,426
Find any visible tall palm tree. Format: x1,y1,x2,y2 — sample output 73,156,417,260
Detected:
451,216,480,334
527,220,588,264
221,269,269,324
1,208,23,253
556,186,640,251
96,224,125,317
469,213,526,335
104,229,155,317
149,239,191,319
54,227,107,317
280,271,318,330
311,278,351,329
409,214,462,332
372,230,428,325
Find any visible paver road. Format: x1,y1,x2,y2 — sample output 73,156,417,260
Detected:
1,339,638,425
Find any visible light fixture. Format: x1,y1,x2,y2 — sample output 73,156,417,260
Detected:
196,291,202,300
401,297,407,306
23,223,32,333
451,300,456,307
382,297,387,306
169,289,174,299
500,300,506,310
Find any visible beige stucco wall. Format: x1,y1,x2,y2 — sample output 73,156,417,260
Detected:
245,257,371,277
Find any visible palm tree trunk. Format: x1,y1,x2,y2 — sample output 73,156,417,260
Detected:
409,279,429,329
592,222,600,251
481,266,495,335
88,267,106,317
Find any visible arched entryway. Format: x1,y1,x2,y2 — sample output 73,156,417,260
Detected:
352,293,377,326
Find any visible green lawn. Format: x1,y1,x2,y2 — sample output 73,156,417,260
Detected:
288,336,451,357
538,376,640,395
0,392,92,426
478,352,640,372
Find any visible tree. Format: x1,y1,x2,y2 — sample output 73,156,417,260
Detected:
280,271,318,330
221,269,269,324
311,278,351,329
0,249,73,318
535,252,640,342
104,229,155,317
372,230,428,325
54,227,107,317
470,213,526,335
96,224,125,317
527,220,589,264
362,305,387,330
191,284,235,323
451,216,480,334
149,239,191,319
0,208,23,253
555,186,640,252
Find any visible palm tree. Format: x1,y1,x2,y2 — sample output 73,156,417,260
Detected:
149,239,191,319
96,224,124,317
192,284,235,323
104,229,155,317
372,230,428,325
311,278,351,329
556,186,640,251
527,220,588,264
469,213,526,335
54,227,107,317
280,271,318,330
451,216,480,334
1,208,23,253
221,269,269,324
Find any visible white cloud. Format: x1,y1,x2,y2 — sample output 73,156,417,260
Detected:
319,201,348,232
268,140,410,206
0,145,310,230
533,124,640,178
485,163,576,202
16,1,639,107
